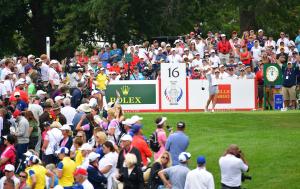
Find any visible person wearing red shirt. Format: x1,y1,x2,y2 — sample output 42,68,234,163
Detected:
109,61,121,74
0,135,16,177
131,124,152,168
255,62,264,109
240,45,252,68
9,79,29,103
217,34,232,65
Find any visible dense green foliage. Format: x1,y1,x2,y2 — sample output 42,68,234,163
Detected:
128,111,300,189
0,0,299,58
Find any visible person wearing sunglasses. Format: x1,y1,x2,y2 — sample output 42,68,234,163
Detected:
19,171,28,189
147,151,172,189
0,164,20,189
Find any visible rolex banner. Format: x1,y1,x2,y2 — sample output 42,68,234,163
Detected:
105,80,159,110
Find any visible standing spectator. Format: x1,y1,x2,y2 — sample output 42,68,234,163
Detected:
257,29,265,47
130,67,144,80
245,66,255,79
99,46,110,68
24,111,39,150
117,153,144,189
147,151,172,189
12,110,30,161
0,135,16,177
184,156,215,189
167,48,182,64
217,34,232,65
73,167,94,189
219,144,248,189
0,164,20,189
240,45,252,68
39,101,54,132
39,54,50,82
295,29,300,52
56,147,77,188
278,61,300,110
18,171,27,189
165,121,189,165
59,124,73,149
48,60,61,91
1,59,13,81
52,103,67,125
61,98,77,125
87,152,107,189
131,124,152,168
251,40,262,68
276,32,290,47
209,50,221,67
71,82,84,109
110,43,122,64
153,117,168,160
158,152,191,189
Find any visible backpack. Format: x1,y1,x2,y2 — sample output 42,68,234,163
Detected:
149,131,160,152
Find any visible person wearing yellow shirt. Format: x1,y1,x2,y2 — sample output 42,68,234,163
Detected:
96,67,109,92
55,147,76,189
27,155,55,189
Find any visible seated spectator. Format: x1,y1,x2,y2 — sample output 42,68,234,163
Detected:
130,67,144,80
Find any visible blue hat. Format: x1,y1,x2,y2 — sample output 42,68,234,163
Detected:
55,147,69,155
197,156,206,164
131,124,142,134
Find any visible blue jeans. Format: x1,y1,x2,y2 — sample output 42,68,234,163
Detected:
16,143,28,161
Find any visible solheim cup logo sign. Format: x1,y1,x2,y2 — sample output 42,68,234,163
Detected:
164,81,183,105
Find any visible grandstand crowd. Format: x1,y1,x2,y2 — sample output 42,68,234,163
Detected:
0,28,298,189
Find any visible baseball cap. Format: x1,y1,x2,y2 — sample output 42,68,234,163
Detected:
74,168,88,176
120,134,133,142
158,47,163,51
210,49,215,53
131,124,142,134
166,44,171,47
27,54,35,59
50,60,59,65
14,92,21,97
287,62,292,64
60,124,71,131
197,156,206,164
36,90,47,97
178,152,191,163
171,48,176,51
54,96,64,102
55,147,69,155
122,118,135,126
29,155,40,163
88,152,100,162
258,29,263,33
177,121,185,128
13,109,21,118
79,143,93,151
4,164,15,172
184,48,189,51
221,34,226,37
131,115,143,123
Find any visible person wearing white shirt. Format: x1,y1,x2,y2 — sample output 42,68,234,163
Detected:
61,98,77,125
183,48,194,61
219,144,249,189
167,49,182,64
195,38,206,58
0,164,20,189
209,50,221,68
264,36,276,49
3,72,14,97
205,68,221,112
219,65,229,79
48,60,61,89
1,59,13,81
191,53,203,69
251,41,262,67
276,32,290,47
184,156,214,189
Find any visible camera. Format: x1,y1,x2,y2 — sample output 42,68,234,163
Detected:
241,173,252,182
166,125,173,132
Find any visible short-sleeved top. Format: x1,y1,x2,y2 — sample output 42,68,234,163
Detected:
0,145,16,172
98,151,118,177
75,150,84,167
29,120,39,137
96,73,108,90
163,164,190,189
107,119,120,143
27,164,47,189
57,157,77,187
0,175,20,189
48,67,60,85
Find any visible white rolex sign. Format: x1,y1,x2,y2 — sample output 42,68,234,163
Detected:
161,63,186,110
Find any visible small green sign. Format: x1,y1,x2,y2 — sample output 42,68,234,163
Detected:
105,84,156,104
263,63,282,86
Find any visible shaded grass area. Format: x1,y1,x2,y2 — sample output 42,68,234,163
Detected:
127,111,300,189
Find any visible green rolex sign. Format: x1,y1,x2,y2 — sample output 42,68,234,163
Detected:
105,84,156,104
263,63,282,86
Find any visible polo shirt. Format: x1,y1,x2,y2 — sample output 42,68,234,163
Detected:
27,164,47,189
96,73,108,90
132,135,152,166
57,157,76,187
184,167,215,189
163,163,190,189
282,65,300,87
219,154,248,187
165,131,189,165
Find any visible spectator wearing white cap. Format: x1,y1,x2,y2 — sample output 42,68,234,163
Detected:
79,143,93,169
59,124,73,149
87,152,107,189
9,78,29,103
190,53,203,70
153,117,168,160
0,164,20,189
183,48,194,62
184,156,215,189
158,152,191,189
116,134,142,173
167,48,182,64
61,98,77,125
55,147,76,188
48,60,61,90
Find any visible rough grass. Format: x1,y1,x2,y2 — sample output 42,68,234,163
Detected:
127,111,300,189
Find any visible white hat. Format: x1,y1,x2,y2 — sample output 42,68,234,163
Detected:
289,41,295,47
122,118,135,126
77,103,92,113
100,67,105,71
258,29,263,33
89,98,98,107
79,143,93,151
50,60,59,65
27,54,35,59
14,92,21,97
210,49,215,53
24,150,34,157
211,64,218,68
15,79,25,86
4,164,15,172
53,186,64,189
156,117,167,126
88,152,100,162
158,47,163,51
166,44,171,47
120,134,133,142
221,34,226,37
60,124,71,131
91,90,99,95
36,90,47,97
184,48,189,51
171,48,176,51
178,152,191,163
131,115,143,123
55,147,69,155
54,95,64,102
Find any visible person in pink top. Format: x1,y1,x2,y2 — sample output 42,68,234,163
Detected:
154,117,168,160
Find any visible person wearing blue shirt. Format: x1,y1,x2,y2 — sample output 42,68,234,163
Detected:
165,121,189,166
110,43,122,63
130,67,145,80
99,46,110,68
295,29,300,52
14,92,28,111
247,37,255,51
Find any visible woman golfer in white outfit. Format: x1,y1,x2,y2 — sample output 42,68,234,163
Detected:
205,67,221,112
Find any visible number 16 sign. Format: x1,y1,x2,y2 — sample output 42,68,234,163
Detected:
161,63,186,110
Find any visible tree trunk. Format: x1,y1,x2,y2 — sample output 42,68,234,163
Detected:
239,5,256,32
